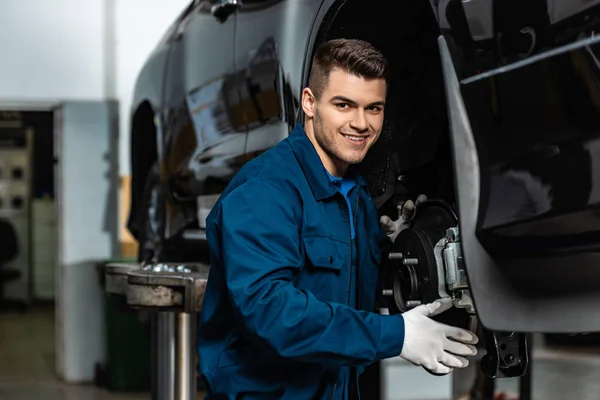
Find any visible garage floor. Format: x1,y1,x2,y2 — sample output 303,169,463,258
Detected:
493,345,600,400
1,306,600,400
0,306,206,400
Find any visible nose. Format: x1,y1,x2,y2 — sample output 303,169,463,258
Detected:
349,109,368,133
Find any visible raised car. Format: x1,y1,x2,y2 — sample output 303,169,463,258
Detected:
127,0,600,378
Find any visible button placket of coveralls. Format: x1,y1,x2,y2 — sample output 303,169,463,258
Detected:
351,191,363,400
325,193,347,400
335,193,352,307
354,191,362,308
348,191,361,400
333,185,354,400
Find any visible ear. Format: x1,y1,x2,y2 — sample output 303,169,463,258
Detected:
301,88,316,118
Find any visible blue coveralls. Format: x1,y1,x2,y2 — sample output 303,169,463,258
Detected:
198,124,405,399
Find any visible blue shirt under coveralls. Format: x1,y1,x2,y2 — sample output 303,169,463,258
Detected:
197,124,404,399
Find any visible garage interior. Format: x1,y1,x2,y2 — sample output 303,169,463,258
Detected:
1,1,600,400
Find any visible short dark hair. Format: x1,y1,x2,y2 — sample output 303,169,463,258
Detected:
308,38,388,99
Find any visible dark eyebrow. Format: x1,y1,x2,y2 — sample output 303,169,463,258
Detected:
330,96,385,108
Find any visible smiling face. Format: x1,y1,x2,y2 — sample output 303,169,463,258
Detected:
302,68,386,177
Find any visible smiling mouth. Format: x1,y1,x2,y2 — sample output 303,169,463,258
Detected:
341,133,368,144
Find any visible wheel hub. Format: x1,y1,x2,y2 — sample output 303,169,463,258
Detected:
381,199,530,379
381,200,473,328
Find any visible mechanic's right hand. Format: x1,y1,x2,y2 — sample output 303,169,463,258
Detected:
399,298,478,375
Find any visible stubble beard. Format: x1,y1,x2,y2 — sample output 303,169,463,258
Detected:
313,108,362,166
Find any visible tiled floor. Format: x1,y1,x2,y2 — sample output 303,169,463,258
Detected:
2,307,600,399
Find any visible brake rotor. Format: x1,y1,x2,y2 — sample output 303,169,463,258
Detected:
382,200,470,328
381,201,530,379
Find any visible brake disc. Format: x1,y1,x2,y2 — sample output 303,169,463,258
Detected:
381,199,530,379
381,200,472,329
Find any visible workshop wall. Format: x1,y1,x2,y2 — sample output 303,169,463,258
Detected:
0,0,107,101
0,0,191,258
0,0,190,175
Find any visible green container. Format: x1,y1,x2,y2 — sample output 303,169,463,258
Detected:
99,260,152,392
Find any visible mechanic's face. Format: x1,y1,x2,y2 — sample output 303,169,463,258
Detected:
302,68,386,177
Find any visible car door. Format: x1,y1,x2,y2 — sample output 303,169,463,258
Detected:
433,0,600,333
161,0,247,238
233,0,323,159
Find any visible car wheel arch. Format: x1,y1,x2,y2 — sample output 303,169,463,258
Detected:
128,100,160,242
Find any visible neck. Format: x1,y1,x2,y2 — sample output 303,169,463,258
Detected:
304,119,348,178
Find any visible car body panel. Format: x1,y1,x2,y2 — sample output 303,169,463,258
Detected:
160,0,247,238
130,47,169,116
548,0,600,23
234,0,324,159
437,0,600,332
131,3,196,115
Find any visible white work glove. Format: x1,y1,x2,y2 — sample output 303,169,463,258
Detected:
380,194,427,243
400,298,479,375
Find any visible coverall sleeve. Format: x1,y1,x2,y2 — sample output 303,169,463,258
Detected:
217,178,405,366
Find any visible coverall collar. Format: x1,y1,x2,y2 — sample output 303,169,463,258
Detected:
288,123,368,201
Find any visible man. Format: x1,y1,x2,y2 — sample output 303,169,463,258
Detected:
198,38,478,399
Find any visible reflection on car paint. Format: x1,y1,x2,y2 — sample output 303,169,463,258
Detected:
461,37,600,243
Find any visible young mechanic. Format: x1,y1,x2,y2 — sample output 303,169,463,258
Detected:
197,38,479,399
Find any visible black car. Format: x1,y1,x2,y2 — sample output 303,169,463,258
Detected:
126,0,600,372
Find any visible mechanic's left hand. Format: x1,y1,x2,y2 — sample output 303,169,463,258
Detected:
380,194,427,243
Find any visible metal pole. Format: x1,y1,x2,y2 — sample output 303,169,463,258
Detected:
175,312,197,400
157,311,176,400
151,313,158,400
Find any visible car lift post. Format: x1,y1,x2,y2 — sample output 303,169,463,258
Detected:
155,312,175,400
153,311,197,400
104,263,207,400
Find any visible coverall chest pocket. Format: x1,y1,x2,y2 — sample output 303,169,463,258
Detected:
297,236,349,304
